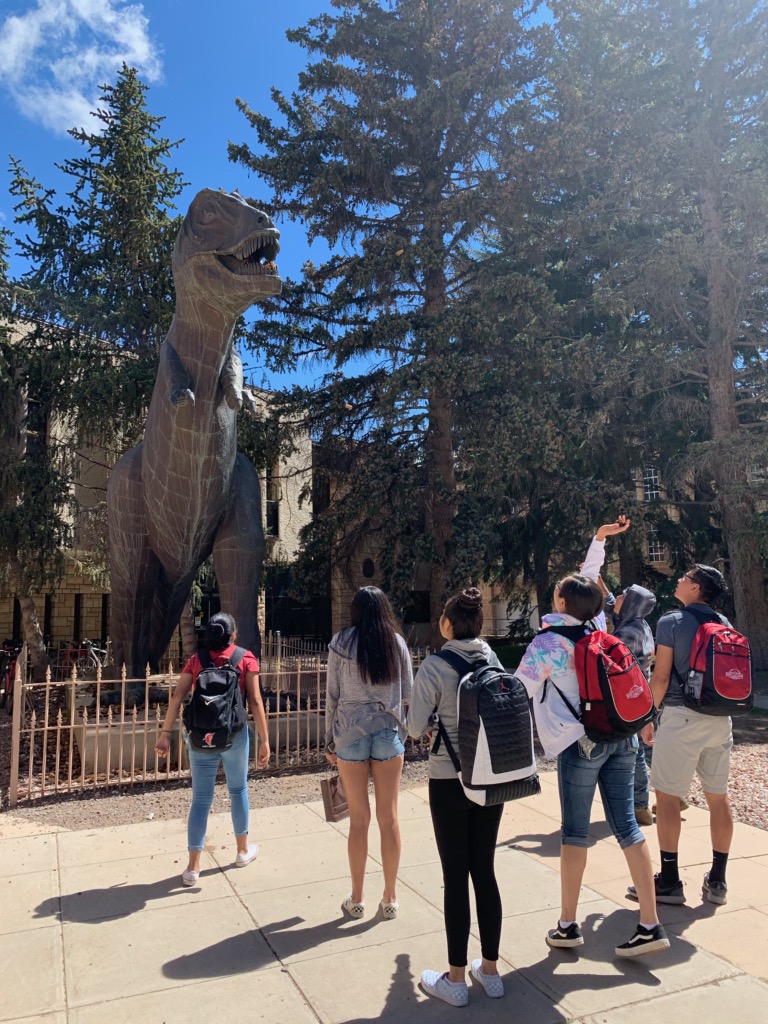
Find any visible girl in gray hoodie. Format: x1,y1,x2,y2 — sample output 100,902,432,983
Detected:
408,588,506,1007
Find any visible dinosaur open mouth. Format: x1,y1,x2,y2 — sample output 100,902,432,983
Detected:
216,231,280,277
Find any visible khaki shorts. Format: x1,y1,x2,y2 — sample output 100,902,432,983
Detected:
650,705,733,798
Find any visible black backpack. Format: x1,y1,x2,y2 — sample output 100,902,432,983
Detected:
431,651,540,806
183,647,248,751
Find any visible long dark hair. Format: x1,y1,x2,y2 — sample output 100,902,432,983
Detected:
205,612,236,651
345,587,401,685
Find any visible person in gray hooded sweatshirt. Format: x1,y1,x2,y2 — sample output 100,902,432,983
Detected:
408,588,506,1007
603,583,657,826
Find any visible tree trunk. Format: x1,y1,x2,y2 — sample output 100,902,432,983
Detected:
700,187,768,668
9,558,49,682
423,227,458,650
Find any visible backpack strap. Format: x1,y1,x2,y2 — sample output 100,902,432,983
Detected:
540,678,582,723
536,626,585,723
198,648,213,669
681,606,722,626
228,646,248,670
433,649,476,676
670,607,722,686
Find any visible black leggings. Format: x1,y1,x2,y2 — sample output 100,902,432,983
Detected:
428,777,503,967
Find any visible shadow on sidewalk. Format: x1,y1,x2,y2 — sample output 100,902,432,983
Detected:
34,870,220,923
163,913,381,979
520,906,697,1001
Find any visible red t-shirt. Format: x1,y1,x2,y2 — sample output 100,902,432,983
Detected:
182,644,260,695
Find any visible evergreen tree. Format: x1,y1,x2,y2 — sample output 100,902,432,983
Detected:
0,232,72,676
10,63,186,449
544,0,768,662
4,65,186,672
230,0,549,644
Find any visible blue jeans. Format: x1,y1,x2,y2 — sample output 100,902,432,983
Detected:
187,726,249,851
634,741,651,810
336,728,405,762
558,735,645,849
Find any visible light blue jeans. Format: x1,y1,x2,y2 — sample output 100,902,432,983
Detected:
187,726,249,851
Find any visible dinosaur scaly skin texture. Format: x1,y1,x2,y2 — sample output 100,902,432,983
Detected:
107,189,281,677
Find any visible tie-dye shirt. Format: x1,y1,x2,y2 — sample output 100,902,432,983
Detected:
514,613,588,758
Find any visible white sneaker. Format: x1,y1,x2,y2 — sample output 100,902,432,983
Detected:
341,895,365,919
181,870,200,886
235,843,259,867
420,970,468,1007
470,960,504,998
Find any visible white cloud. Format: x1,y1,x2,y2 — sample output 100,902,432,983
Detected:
0,0,162,134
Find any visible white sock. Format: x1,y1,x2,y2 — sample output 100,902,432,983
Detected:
445,977,465,987
558,920,576,929
639,922,658,930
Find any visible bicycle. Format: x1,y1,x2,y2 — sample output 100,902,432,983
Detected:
0,639,24,716
73,638,111,679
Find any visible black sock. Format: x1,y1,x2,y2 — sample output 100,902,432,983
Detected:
709,850,729,885
660,850,679,885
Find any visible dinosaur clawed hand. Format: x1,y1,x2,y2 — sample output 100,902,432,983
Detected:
170,388,196,408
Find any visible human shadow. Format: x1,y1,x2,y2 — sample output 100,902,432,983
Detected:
334,951,568,1024
519,906,697,1007
163,912,381,980
503,831,561,860
33,869,219,924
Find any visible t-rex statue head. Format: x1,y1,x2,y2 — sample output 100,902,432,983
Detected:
173,189,282,317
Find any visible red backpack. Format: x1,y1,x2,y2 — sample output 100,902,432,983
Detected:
673,608,753,717
543,623,655,742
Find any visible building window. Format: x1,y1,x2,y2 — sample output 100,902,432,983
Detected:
749,463,767,488
362,558,375,579
647,536,666,564
643,465,661,501
266,466,280,538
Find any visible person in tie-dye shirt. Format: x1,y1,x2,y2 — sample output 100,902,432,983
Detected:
514,520,669,960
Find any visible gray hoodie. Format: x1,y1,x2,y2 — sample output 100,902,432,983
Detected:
324,629,413,751
407,638,501,780
605,584,656,679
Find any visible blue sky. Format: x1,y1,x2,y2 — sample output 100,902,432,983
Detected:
0,0,338,389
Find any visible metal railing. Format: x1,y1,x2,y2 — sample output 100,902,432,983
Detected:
7,644,431,806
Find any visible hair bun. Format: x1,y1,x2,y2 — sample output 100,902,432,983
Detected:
457,587,482,610
209,622,225,637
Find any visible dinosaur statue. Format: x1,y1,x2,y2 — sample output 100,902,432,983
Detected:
107,189,281,677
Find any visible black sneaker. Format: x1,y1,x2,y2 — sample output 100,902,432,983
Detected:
546,922,584,948
702,872,728,905
615,923,670,958
627,873,686,905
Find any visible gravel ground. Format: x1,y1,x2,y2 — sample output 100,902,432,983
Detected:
2,714,767,832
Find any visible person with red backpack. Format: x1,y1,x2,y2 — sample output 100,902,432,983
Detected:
628,565,751,908
515,561,669,958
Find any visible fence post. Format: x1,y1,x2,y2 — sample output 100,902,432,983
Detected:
8,643,27,807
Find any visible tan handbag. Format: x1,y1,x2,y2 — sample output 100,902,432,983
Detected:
320,770,349,822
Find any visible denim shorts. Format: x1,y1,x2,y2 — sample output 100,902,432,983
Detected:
336,728,405,763
557,735,645,849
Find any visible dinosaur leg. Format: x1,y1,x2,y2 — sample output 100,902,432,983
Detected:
212,453,265,658
107,445,160,678
147,568,202,675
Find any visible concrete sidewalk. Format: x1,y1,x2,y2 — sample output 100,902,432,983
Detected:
2,772,768,1023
